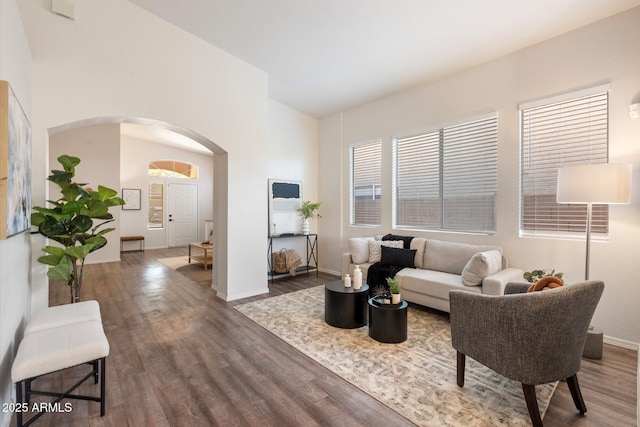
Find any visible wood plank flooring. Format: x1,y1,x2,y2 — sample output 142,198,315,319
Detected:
12,247,637,426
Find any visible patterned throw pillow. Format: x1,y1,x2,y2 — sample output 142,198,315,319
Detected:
368,240,403,263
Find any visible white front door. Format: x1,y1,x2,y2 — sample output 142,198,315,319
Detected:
167,183,198,247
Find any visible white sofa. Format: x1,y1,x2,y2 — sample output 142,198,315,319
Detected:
341,236,523,313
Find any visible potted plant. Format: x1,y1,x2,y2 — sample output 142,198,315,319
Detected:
31,155,125,303
523,269,564,283
386,277,402,304
297,200,321,235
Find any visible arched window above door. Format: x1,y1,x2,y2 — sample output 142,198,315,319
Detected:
148,160,198,179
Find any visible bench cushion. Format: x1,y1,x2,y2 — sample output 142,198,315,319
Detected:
12,321,109,382
25,300,102,335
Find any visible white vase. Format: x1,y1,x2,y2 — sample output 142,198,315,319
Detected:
353,265,362,289
392,293,401,304
302,218,310,235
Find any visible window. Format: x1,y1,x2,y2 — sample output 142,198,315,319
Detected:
350,140,381,226
148,183,164,229
395,116,498,233
148,160,198,179
520,90,609,236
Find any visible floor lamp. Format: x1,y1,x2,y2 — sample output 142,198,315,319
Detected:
556,163,632,281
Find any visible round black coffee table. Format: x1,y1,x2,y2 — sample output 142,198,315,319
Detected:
368,298,408,343
324,280,369,329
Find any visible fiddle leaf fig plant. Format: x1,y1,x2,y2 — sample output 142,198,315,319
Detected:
31,155,125,303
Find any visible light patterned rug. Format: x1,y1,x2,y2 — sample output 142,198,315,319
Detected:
235,286,557,427
157,256,212,284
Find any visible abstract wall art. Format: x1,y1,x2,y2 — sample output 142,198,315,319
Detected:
0,81,31,239
268,179,302,236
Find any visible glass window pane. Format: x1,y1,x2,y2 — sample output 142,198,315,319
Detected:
148,183,164,229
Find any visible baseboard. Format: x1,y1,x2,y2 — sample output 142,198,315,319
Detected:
223,287,270,302
318,267,341,277
603,335,639,351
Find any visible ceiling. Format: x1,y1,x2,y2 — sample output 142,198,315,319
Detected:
127,0,639,118
121,123,213,155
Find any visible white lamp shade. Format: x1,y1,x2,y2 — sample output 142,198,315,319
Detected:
557,163,632,204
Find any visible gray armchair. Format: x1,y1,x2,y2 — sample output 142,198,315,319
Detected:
449,280,604,427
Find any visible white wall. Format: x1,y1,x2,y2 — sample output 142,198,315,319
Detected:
49,124,122,264
267,99,319,267
319,8,640,346
120,135,214,250
18,0,269,302
0,0,32,424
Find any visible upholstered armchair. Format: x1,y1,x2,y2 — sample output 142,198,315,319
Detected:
449,281,604,427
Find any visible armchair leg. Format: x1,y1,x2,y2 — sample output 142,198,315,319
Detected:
456,351,465,387
566,374,587,414
522,384,543,427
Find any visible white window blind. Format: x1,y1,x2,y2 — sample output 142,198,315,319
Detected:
350,141,381,226
395,116,498,233
520,91,609,236
396,131,440,229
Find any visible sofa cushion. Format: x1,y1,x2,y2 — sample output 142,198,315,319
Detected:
380,246,417,268
397,268,482,301
382,233,413,249
348,237,375,264
461,250,503,286
423,239,502,275
410,237,427,269
368,240,404,263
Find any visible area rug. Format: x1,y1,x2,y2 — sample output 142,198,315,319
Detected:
235,286,556,427
157,256,212,284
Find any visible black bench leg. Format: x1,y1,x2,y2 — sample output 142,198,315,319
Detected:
25,378,31,404
93,360,99,384
16,381,23,427
100,357,106,416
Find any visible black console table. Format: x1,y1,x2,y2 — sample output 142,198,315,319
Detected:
267,234,318,282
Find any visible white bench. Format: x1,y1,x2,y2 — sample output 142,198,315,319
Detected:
11,302,109,427
24,300,102,335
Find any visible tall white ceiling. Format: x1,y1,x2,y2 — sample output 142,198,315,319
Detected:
127,0,639,118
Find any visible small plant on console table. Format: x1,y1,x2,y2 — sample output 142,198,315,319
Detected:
31,155,125,303
297,201,322,235
386,277,402,304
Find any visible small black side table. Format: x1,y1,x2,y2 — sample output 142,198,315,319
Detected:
324,280,369,329
368,298,408,343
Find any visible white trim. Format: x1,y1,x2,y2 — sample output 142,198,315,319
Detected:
318,267,341,276
222,286,270,301
518,83,610,111
603,335,639,351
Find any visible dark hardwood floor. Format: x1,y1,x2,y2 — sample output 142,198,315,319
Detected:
12,247,637,426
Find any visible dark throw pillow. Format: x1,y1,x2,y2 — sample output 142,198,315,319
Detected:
382,233,414,249
380,246,416,268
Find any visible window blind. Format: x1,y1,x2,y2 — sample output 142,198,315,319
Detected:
520,91,609,235
396,131,440,229
395,116,497,233
350,141,381,226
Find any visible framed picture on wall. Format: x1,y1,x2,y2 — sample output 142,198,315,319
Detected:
268,179,302,236
0,80,32,239
122,188,141,210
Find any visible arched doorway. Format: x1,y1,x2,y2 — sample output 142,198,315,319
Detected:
47,116,228,295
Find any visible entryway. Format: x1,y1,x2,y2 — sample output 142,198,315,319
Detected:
167,183,198,247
